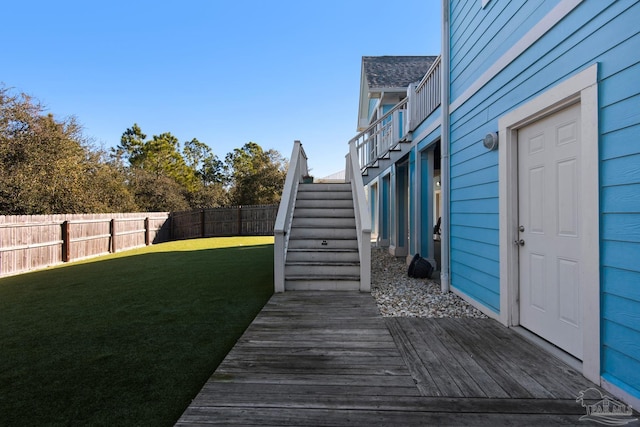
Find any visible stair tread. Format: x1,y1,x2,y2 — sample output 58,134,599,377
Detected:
290,225,354,229
286,275,360,280
287,248,358,252
286,261,360,266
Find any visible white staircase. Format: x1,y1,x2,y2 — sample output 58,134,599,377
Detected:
285,183,361,290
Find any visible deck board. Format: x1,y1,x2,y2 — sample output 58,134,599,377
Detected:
177,291,604,426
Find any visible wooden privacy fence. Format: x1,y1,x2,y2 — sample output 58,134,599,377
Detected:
170,205,278,240
0,213,170,277
0,205,278,278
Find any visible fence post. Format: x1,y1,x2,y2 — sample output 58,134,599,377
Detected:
145,217,150,246
62,221,70,262
201,209,206,238
110,219,116,253
237,206,243,236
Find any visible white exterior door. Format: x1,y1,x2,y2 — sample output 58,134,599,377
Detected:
517,103,583,360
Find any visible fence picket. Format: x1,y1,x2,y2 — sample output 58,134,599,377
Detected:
0,205,277,277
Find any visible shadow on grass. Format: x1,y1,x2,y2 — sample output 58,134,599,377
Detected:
0,242,274,427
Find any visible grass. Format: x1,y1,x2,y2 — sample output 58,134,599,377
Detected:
0,236,274,426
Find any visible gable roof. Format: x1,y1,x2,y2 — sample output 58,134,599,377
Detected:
362,56,437,90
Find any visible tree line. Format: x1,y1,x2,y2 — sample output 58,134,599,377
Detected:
0,86,287,215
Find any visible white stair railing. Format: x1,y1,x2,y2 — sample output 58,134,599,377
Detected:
350,98,409,172
346,140,371,292
274,140,308,293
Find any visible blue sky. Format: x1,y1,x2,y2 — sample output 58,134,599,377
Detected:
3,1,441,178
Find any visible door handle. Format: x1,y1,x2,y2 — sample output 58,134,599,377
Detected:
514,239,525,247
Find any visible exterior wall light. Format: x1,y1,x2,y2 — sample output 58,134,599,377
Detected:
483,132,499,150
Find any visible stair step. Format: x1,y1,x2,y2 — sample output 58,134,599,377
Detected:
287,249,359,263
285,263,360,277
298,183,351,192
296,191,353,200
289,227,357,240
294,208,354,218
287,249,360,263
288,239,358,250
292,217,355,228
295,199,353,209
285,279,361,291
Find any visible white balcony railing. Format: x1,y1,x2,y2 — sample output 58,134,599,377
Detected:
411,55,442,128
352,55,441,174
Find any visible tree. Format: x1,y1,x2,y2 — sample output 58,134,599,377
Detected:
128,169,190,212
0,86,133,214
113,123,146,166
183,138,225,185
224,142,287,205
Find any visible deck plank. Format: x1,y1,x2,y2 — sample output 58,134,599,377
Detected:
177,291,603,426
411,318,510,398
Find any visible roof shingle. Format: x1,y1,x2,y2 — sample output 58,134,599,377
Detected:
363,56,437,89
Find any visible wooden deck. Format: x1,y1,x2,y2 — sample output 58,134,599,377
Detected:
177,291,600,426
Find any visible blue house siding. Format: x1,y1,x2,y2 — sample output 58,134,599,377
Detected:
450,0,559,101
408,149,416,256
448,0,640,402
598,6,640,400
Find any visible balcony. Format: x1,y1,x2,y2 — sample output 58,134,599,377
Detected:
351,56,441,184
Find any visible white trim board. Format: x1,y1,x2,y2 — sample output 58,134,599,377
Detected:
412,118,442,150
498,63,600,384
450,0,584,113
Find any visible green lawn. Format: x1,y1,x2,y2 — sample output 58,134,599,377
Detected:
0,236,274,426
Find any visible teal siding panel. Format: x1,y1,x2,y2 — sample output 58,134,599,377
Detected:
602,293,640,332
602,214,640,243
451,165,498,189
603,321,640,364
450,236,499,263
450,225,499,247
602,267,640,302
602,349,640,393
451,154,499,183
450,248,499,277
450,0,558,100
419,152,432,258
599,30,640,79
599,61,640,108
601,94,640,135
601,154,640,187
409,150,416,255
450,212,498,230
450,1,637,130
368,98,377,121
451,199,498,214
602,241,640,272
451,271,500,313
451,182,499,201
451,140,497,166
601,126,640,161
414,106,441,145
381,175,389,240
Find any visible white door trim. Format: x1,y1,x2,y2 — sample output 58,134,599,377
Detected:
498,64,600,384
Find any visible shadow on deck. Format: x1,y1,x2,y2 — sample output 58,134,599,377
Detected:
177,292,608,426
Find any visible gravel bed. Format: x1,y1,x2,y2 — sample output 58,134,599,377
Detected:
371,247,487,318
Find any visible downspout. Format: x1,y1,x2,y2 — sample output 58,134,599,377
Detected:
440,0,451,293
